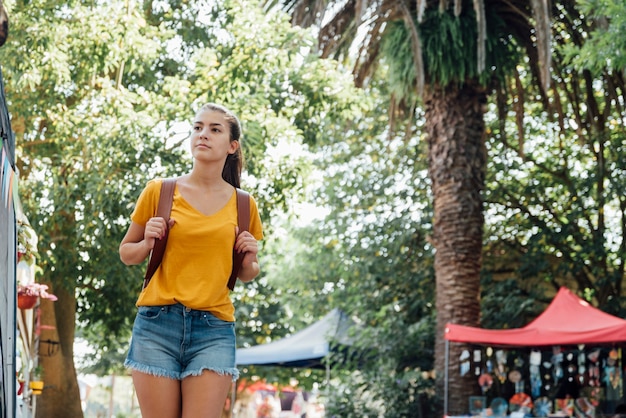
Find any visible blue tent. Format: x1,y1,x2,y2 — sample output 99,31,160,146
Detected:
236,309,354,368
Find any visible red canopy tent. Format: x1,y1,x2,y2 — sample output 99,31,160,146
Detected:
442,287,626,415
445,286,626,346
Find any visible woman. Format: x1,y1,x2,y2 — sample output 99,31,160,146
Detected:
119,103,263,418
0,0,8,47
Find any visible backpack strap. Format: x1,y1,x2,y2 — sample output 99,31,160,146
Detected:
142,178,176,290
228,188,250,291
142,181,250,291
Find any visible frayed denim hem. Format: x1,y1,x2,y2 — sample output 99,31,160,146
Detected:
181,367,240,382
124,359,180,380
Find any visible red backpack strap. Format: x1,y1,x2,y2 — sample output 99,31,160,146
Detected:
228,188,250,290
142,178,176,289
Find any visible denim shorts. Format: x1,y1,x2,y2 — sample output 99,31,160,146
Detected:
124,303,239,381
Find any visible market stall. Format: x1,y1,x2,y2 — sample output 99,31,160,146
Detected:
236,308,354,368
444,287,626,417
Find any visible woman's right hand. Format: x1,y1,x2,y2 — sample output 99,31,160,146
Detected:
119,218,176,265
143,217,172,249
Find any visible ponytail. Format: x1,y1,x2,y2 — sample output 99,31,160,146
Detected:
199,103,243,188
222,148,243,189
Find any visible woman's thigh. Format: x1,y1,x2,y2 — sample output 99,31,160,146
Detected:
181,371,232,418
132,370,182,418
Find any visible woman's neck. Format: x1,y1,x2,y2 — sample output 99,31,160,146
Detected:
186,167,229,191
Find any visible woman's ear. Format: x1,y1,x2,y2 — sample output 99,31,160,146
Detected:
228,140,240,155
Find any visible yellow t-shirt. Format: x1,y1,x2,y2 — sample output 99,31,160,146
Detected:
130,179,264,321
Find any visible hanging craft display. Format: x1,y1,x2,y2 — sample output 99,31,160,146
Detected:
604,349,622,402
532,397,552,417
490,397,508,417
458,345,624,417
509,392,533,414
474,349,482,376
459,349,470,376
508,369,524,393
556,398,574,416
529,350,543,398
478,373,493,394
587,349,601,387
574,397,595,418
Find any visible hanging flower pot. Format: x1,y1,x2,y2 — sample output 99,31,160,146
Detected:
29,380,44,395
17,283,58,310
17,294,38,310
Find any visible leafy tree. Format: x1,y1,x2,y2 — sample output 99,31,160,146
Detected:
482,0,626,317
271,0,552,413
2,0,369,415
561,0,626,75
273,0,626,414
5,0,185,414
266,85,438,416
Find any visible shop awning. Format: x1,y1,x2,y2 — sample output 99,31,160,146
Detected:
445,286,626,346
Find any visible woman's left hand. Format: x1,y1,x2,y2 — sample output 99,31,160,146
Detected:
234,228,258,256
235,228,260,281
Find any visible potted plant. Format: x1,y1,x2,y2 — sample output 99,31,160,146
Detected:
17,283,58,310
29,365,44,395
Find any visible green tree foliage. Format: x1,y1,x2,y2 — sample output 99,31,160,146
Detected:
561,0,626,75
482,40,626,318
268,2,626,416
1,0,371,413
266,86,438,415
4,0,626,415
272,1,553,413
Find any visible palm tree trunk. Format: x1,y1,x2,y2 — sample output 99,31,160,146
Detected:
425,82,487,415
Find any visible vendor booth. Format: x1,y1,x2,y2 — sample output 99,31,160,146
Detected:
233,309,354,418
236,308,354,369
444,287,626,417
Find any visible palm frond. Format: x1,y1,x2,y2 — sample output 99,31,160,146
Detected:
529,0,551,90
271,0,552,102
473,0,487,73
318,0,357,57
397,0,424,93
353,20,383,87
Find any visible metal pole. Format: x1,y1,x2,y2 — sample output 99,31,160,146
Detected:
325,363,330,399
230,380,236,418
444,339,449,417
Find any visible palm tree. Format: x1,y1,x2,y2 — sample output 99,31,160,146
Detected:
272,0,553,413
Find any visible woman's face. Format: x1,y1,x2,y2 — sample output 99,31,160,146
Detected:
190,109,238,162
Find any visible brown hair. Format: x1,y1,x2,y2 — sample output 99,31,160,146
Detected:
198,103,243,188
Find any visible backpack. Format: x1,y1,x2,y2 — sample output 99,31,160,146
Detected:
142,178,250,291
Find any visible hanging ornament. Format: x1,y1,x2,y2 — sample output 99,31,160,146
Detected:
533,397,552,417
478,373,493,394
509,393,533,414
